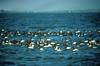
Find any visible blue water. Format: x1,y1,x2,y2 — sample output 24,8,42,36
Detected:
0,12,100,66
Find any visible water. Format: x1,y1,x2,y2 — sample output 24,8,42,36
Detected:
0,13,100,31
0,12,100,66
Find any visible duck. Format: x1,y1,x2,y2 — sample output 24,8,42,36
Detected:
72,42,77,45
76,30,82,37
46,38,51,41
1,29,5,32
26,40,34,49
84,40,89,43
10,40,19,45
59,31,63,36
79,43,85,45
40,48,44,51
17,31,21,35
44,43,52,48
67,31,73,36
54,46,62,52
28,42,34,49
4,36,8,39
89,40,97,48
66,47,71,50
50,42,56,45
72,48,79,52
20,40,25,43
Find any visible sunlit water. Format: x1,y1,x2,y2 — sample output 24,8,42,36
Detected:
0,12,100,66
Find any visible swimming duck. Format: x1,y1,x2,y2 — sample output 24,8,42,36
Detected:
54,46,62,52
72,48,79,52
40,48,44,51
66,47,71,50
76,30,82,37
28,42,34,49
89,40,97,48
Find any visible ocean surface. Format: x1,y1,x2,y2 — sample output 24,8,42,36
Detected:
0,12,100,66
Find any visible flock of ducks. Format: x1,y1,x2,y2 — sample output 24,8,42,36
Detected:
0,28,100,52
